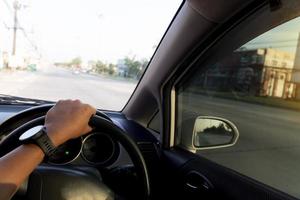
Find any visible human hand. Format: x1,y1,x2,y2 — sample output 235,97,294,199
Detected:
44,100,96,147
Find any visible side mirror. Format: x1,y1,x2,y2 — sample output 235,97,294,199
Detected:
193,116,239,150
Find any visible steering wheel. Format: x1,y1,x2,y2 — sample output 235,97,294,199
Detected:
0,105,150,200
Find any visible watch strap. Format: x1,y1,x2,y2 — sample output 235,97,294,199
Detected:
35,128,56,156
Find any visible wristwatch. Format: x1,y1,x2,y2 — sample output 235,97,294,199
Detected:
19,125,56,156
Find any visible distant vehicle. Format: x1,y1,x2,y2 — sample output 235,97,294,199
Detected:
81,69,88,73
27,64,37,72
73,70,80,75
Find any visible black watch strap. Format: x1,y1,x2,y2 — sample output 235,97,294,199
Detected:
20,126,56,157
34,128,56,156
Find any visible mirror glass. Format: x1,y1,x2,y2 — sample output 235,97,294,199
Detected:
193,117,236,148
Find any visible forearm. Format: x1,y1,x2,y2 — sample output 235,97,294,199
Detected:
0,100,95,200
0,144,44,200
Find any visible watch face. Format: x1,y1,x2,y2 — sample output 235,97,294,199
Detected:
19,125,44,141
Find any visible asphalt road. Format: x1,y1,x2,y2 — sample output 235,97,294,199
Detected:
1,67,300,197
182,94,300,198
0,67,136,111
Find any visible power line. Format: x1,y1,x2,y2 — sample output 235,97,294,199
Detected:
21,29,38,51
2,0,39,55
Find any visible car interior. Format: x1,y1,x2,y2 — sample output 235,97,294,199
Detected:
1,0,300,199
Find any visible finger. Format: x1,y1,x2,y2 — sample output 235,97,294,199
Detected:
83,125,93,134
73,99,82,104
83,104,97,115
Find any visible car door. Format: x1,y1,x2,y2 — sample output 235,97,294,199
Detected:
159,1,300,199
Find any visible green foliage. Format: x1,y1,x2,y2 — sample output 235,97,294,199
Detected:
123,56,148,79
66,56,148,79
89,61,116,75
94,60,107,73
108,63,116,75
70,57,82,67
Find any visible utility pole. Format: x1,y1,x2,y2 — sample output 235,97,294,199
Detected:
12,0,20,56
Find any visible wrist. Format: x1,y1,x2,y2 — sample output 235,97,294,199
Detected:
45,126,65,147
23,143,45,158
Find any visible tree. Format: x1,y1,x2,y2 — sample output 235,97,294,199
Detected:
70,57,82,68
124,56,142,79
108,63,116,75
88,60,96,68
94,60,107,74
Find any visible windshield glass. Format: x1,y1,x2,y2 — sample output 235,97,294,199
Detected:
0,0,181,110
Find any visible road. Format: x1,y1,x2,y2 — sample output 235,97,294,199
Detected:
0,67,136,111
183,94,300,198
1,67,300,197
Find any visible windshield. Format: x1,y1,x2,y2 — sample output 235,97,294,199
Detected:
0,0,181,110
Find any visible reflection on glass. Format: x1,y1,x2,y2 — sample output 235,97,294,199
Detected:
193,118,234,148
187,18,300,110
176,15,300,199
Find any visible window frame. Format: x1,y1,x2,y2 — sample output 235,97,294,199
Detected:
166,0,300,150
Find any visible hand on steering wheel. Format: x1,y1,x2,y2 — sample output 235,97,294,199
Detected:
0,102,150,200
44,99,96,147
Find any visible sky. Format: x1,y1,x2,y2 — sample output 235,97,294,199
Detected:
14,0,182,63
2,1,300,64
242,16,300,54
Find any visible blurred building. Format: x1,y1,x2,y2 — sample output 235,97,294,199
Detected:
116,59,128,77
291,33,300,99
199,48,296,98
255,48,295,98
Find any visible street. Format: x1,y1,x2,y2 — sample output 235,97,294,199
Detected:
183,94,300,198
0,67,136,111
1,67,300,197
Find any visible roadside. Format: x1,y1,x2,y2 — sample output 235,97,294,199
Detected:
188,87,300,112
0,67,136,110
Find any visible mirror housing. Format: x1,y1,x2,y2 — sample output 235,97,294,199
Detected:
192,116,239,150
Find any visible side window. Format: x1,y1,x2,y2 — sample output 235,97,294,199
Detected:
176,16,300,198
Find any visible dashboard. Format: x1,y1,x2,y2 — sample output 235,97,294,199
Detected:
48,131,120,166
0,105,159,169
0,104,162,200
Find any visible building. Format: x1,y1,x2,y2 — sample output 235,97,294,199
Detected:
116,59,128,77
257,48,295,98
291,33,300,99
198,47,296,99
